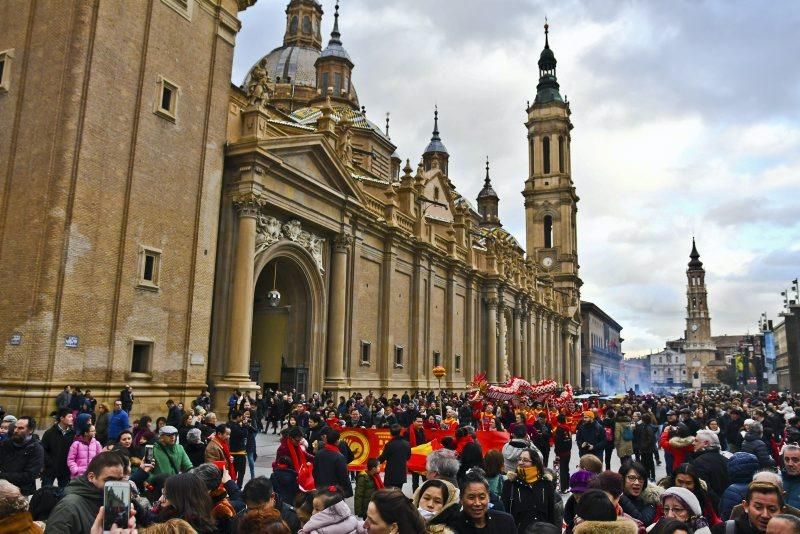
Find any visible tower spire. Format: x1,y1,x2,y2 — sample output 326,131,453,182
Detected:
484,156,491,186
689,237,703,269
535,19,562,104
330,0,341,45
432,105,440,140
544,16,549,49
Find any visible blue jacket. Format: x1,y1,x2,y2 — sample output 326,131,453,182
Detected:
783,471,800,510
719,452,759,521
107,409,130,441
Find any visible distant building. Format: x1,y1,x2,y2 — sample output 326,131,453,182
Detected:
650,348,689,391
580,301,623,392
621,356,651,393
775,304,800,391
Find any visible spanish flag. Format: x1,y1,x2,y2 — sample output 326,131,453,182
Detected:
407,438,442,474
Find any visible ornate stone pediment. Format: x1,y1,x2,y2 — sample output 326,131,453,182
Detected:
255,215,325,273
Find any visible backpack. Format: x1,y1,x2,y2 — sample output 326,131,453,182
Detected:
623,425,634,441
29,485,64,521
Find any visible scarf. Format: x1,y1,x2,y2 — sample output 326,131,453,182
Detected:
209,487,237,519
371,472,385,490
408,426,420,447
212,436,236,480
456,435,474,456
517,465,540,484
324,443,342,455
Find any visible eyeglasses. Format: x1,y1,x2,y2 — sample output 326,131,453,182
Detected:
663,507,687,514
518,458,534,465
626,475,644,483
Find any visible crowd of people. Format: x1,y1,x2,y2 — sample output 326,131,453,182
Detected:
2,385,800,533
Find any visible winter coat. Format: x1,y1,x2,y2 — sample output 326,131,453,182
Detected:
0,511,42,534
659,432,694,469
313,447,353,498
783,471,800,509
501,476,556,530
619,493,656,526
0,436,44,496
184,441,207,467
634,422,656,454
95,412,109,445
40,424,75,479
554,425,573,457
298,501,363,534
107,409,130,441
150,441,193,478
614,416,634,458
719,452,759,521
740,432,776,469
354,472,377,518
413,479,459,534
270,465,300,507
378,436,411,488
576,420,606,457
574,518,638,534
44,476,103,534
724,417,744,449
445,509,517,534
689,447,730,499
67,437,103,478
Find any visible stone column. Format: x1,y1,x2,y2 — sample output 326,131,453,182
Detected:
512,300,522,377
326,234,353,382
498,306,507,380
525,304,533,379
533,309,541,380
486,297,499,383
222,192,265,387
562,329,570,384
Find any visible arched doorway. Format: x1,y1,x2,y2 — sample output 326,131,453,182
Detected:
250,244,326,396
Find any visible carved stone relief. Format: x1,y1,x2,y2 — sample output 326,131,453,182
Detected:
255,215,325,274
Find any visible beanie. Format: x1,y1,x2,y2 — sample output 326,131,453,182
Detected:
661,486,702,516
569,469,596,494
583,411,595,419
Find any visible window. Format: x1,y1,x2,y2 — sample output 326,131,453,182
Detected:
320,72,329,92
455,354,462,371
394,345,404,368
302,15,312,34
542,136,551,174
360,341,371,365
160,0,193,21
138,246,162,290
290,16,298,34
334,72,342,96
543,215,553,248
558,136,565,173
154,76,179,122
530,138,535,175
0,49,14,92
433,351,441,367
434,186,440,202
130,340,153,375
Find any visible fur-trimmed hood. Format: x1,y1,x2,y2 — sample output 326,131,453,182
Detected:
668,436,695,448
640,484,663,506
574,518,638,534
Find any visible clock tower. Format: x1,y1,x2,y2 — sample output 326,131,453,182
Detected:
684,238,717,387
523,23,581,303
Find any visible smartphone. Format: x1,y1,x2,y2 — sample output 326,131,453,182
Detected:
144,444,155,464
103,481,130,533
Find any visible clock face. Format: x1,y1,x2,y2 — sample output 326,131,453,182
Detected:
691,323,699,332
541,256,554,268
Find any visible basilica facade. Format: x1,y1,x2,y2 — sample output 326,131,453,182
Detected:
0,0,581,417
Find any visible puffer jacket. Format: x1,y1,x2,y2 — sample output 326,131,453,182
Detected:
740,432,776,468
719,452,759,521
659,432,694,469
67,437,103,478
298,500,364,534
784,471,800,509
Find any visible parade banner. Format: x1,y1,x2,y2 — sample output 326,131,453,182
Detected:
338,427,510,472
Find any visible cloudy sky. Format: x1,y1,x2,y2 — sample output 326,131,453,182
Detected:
232,1,800,356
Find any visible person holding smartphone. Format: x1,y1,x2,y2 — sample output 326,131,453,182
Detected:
45,451,127,534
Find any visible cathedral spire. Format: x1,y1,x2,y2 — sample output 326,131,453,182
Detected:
477,157,500,225
535,20,562,104
423,106,448,156
329,0,342,46
688,237,703,269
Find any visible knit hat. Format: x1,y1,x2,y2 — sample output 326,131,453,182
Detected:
186,427,202,444
75,413,92,435
661,486,702,516
190,463,223,491
576,489,617,521
583,411,595,419
569,469,596,494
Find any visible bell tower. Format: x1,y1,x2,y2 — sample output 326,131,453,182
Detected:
684,238,717,386
523,22,580,302
283,0,324,50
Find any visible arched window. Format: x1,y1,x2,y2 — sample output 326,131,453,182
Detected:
558,136,565,173
290,16,298,34
543,215,553,248
530,138,535,175
542,137,551,174
302,16,312,34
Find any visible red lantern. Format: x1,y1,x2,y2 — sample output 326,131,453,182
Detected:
432,366,446,379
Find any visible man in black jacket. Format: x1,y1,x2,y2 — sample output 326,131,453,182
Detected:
726,408,745,453
378,424,411,489
312,429,352,497
407,416,428,491
533,412,552,468
40,408,75,489
689,429,730,500
0,416,45,496
236,476,300,534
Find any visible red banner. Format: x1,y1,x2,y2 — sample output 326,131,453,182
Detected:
338,427,510,472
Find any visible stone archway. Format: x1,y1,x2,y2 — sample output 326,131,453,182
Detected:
251,243,326,396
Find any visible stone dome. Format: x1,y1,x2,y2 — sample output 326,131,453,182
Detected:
243,44,321,88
